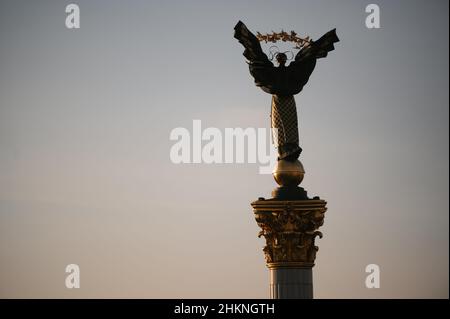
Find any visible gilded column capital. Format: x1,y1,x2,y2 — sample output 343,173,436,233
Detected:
251,199,327,269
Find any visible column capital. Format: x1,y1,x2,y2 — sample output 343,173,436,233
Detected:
251,199,327,269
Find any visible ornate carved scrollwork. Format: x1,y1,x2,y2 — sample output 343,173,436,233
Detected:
252,200,327,268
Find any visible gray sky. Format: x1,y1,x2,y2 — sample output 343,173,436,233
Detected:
0,0,448,298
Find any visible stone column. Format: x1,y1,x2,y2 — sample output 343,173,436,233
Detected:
251,160,327,299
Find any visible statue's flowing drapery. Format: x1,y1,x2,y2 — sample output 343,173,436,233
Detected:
271,95,300,160
234,21,339,160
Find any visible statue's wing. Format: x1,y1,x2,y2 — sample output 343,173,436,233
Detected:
234,21,272,67
287,29,339,94
234,21,276,94
291,28,339,63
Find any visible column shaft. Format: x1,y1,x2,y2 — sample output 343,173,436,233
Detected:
269,268,313,299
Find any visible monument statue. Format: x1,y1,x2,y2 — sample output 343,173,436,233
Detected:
234,21,339,199
234,21,339,162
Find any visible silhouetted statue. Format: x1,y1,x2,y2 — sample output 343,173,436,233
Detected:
234,21,339,161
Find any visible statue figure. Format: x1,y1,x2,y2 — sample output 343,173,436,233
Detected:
234,21,339,162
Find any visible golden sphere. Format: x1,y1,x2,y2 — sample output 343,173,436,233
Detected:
273,160,305,186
